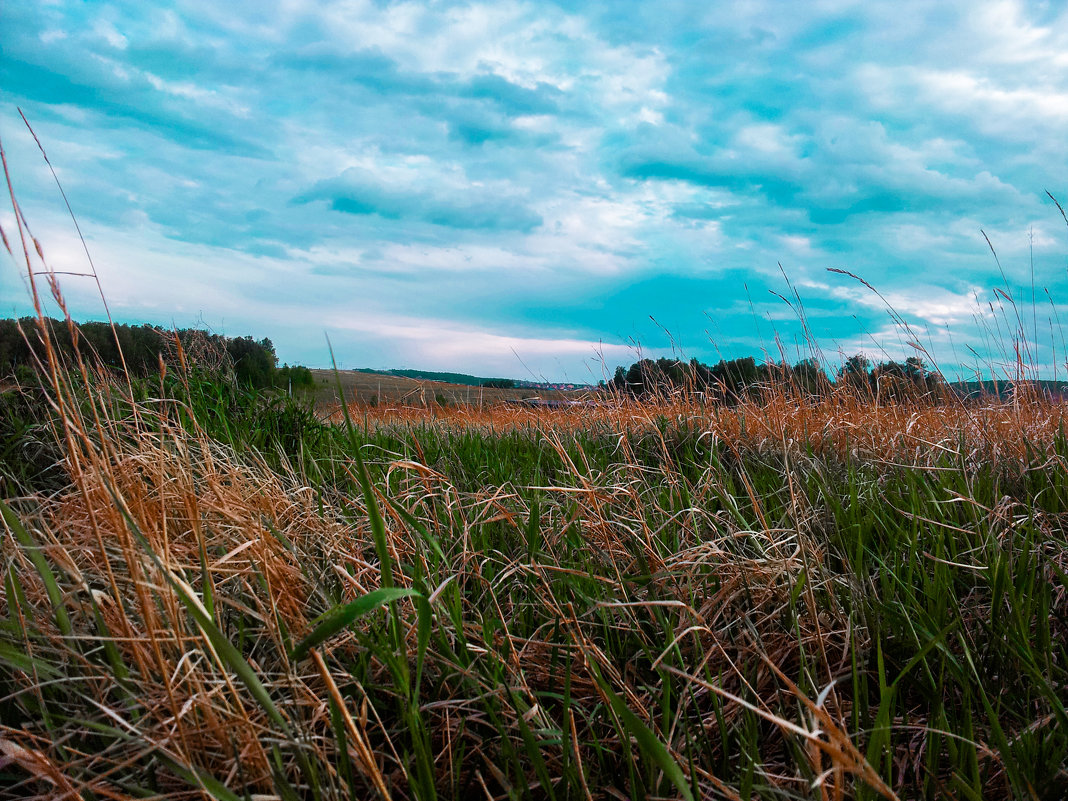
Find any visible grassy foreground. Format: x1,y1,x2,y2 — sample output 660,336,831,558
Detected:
0,344,1066,801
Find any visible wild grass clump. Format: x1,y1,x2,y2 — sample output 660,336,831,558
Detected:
2,334,1067,799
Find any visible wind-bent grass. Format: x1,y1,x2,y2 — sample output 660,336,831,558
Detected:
1,357,1066,799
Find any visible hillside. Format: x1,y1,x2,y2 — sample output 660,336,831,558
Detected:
309,368,582,408
354,367,591,391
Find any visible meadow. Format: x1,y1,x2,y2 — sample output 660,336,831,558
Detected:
0,316,1066,800
304,367,576,410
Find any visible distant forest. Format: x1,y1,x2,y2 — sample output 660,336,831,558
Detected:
608,354,945,401
354,367,518,388
0,317,313,390
354,368,596,391
5,317,1048,403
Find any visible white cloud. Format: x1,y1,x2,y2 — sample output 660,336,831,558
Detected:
967,0,1068,67
778,234,816,257
917,69,1068,122
858,59,1068,143
320,309,635,377
93,20,127,50
314,0,669,110
735,123,803,160
142,73,251,117
634,107,665,126
826,282,989,327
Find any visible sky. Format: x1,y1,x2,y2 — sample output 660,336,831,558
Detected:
3,0,1068,383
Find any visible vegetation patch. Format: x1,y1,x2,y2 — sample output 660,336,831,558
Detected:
0,316,1065,799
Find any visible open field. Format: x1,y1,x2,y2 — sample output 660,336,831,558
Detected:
306,368,581,410
1,343,1067,799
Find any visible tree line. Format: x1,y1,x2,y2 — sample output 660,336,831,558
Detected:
608,354,944,402
0,317,313,390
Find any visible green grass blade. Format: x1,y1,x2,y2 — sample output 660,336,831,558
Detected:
590,664,694,801
291,586,420,662
154,751,244,801
0,498,72,637
413,592,432,702
0,640,62,677
327,339,394,590
507,687,557,800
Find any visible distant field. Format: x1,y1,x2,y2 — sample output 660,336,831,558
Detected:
306,367,581,408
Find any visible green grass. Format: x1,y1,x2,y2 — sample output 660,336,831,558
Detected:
0,372,1066,800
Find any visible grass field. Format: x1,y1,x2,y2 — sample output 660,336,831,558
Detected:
305,368,577,410
1,331,1066,799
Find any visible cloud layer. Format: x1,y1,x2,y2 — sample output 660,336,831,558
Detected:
3,0,1068,379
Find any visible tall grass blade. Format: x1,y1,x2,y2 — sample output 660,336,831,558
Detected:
107,486,292,736
291,586,421,662
0,498,72,637
590,664,694,801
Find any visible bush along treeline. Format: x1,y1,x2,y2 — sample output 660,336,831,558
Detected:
0,317,313,390
609,353,944,401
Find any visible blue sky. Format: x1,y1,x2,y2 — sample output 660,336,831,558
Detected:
3,0,1068,382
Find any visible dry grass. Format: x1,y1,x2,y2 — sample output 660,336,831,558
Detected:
335,389,1068,466
3,359,1066,798
307,368,577,409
